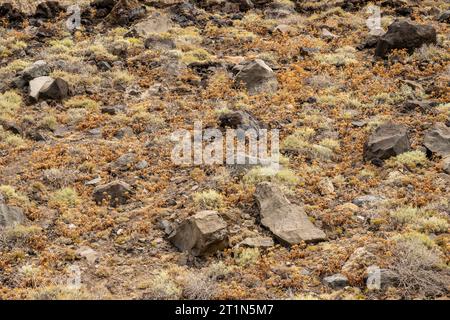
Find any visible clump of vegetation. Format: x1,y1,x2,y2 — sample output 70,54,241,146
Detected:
49,188,79,208
4,225,41,241
386,151,429,169
182,272,218,300
0,91,22,120
390,207,449,234
389,236,450,298
281,128,335,160
0,185,28,204
314,46,357,66
64,97,99,111
143,270,182,300
181,48,213,65
243,167,299,187
0,128,26,148
193,190,223,210
235,248,260,266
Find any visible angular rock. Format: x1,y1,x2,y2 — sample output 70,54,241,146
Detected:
218,110,262,132
76,246,99,264
255,182,326,245
323,273,349,289
0,204,25,228
401,100,437,113
352,195,385,207
363,123,411,162
321,28,338,40
240,236,274,248
168,210,228,256
20,60,50,82
29,76,54,101
144,35,176,50
39,78,69,101
365,266,399,290
375,20,437,58
127,13,172,37
424,123,450,157
93,181,133,207
110,153,137,171
235,59,278,95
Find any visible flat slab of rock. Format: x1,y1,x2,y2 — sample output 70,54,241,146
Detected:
235,59,278,95
375,20,437,58
255,182,326,245
169,210,228,256
363,123,411,162
240,236,274,248
93,180,133,207
424,123,450,157
0,204,25,228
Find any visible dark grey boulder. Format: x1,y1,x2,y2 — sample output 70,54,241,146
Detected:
375,20,437,58
93,181,134,207
363,123,411,162
424,123,450,157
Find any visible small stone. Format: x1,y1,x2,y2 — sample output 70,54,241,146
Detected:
352,195,385,207
110,153,137,171
322,28,338,40
93,181,133,207
318,178,335,196
323,273,348,289
235,59,278,95
76,246,99,264
135,160,148,170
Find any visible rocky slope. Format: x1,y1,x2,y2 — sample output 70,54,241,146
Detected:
0,0,449,300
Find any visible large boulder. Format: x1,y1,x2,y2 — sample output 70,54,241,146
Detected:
235,59,278,95
0,204,25,228
168,210,228,256
375,20,437,58
39,78,69,101
254,182,326,245
424,123,450,157
93,180,134,207
363,123,411,162
29,77,69,101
